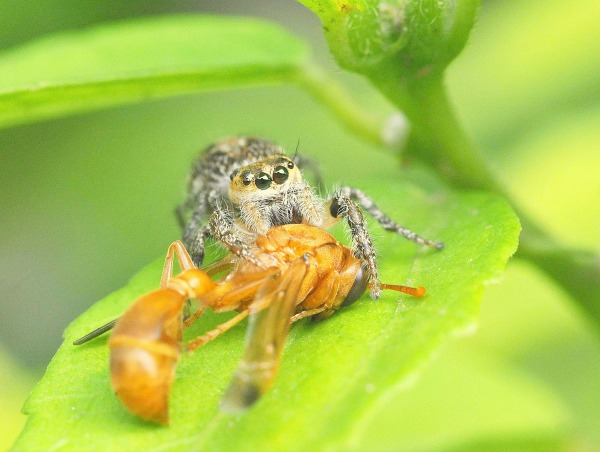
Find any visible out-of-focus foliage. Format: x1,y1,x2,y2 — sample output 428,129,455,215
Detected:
0,16,309,129
0,346,33,451
448,0,600,248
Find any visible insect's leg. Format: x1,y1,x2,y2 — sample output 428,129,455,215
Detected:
290,307,328,323
183,305,207,329
201,254,237,277
160,240,195,288
209,209,264,268
326,190,382,299
182,264,275,331
333,187,444,250
185,265,281,350
186,310,250,352
200,267,280,311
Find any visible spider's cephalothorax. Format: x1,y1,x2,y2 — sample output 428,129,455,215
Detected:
176,136,284,229
228,155,324,234
177,136,443,298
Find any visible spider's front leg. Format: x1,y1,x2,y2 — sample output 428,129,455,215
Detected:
209,206,265,269
326,191,382,299
327,187,444,299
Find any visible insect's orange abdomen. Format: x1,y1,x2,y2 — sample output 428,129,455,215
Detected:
109,289,185,424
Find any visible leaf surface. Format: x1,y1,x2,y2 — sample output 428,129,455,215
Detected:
14,167,520,450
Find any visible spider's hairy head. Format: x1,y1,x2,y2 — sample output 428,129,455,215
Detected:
228,155,303,206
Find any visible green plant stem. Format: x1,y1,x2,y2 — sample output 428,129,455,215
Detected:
292,65,600,324
365,71,600,328
296,65,387,146
296,66,600,325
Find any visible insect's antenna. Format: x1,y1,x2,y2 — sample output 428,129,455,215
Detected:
73,318,118,345
379,283,426,297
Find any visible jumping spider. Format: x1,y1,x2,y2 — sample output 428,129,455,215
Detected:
176,136,443,298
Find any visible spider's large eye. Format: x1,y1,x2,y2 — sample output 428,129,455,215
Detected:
242,171,253,186
272,166,289,184
255,172,272,190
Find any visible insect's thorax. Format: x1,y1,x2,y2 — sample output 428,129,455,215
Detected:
252,224,364,310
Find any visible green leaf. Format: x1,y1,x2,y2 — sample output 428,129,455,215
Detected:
0,15,308,129
14,167,519,450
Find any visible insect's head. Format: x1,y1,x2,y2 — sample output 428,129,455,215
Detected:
228,155,303,205
341,264,370,307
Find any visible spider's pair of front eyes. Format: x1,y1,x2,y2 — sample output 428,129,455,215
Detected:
232,161,294,190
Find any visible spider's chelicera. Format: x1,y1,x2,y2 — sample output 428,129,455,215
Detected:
176,136,443,298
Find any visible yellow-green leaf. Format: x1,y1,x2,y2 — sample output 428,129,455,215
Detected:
14,167,520,450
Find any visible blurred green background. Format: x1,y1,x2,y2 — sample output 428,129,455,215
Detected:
1,0,599,449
